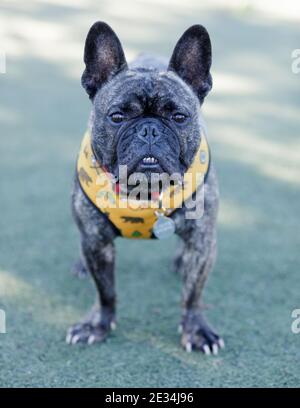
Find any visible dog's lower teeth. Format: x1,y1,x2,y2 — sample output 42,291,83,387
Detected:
143,157,157,164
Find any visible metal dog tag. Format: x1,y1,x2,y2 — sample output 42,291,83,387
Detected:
153,213,175,239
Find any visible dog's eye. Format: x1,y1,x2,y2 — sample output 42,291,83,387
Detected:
110,112,124,124
172,113,187,124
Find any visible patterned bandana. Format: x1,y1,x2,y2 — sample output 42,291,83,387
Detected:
77,130,210,239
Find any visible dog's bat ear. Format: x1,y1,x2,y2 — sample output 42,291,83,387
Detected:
168,25,212,104
81,22,127,99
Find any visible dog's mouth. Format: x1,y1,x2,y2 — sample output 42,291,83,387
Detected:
140,156,159,166
116,153,166,176
138,155,162,172
113,154,184,200
112,152,184,185
137,150,181,173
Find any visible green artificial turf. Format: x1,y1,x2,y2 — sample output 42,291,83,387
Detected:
0,0,299,387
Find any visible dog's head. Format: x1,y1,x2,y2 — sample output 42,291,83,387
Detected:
82,22,212,185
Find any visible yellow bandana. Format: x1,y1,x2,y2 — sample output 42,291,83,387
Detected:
77,130,210,239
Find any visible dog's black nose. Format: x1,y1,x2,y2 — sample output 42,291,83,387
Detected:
137,122,161,145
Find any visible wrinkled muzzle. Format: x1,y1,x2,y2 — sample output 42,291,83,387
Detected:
116,118,181,179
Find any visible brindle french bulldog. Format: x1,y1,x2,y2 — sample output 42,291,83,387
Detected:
66,22,224,355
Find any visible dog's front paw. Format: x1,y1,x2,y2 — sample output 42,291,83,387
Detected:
180,310,224,355
66,307,116,345
66,322,111,345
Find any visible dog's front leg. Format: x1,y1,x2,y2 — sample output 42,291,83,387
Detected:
175,189,224,354
179,235,223,354
66,235,116,345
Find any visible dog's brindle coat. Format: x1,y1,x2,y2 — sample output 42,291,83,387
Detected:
67,22,223,354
